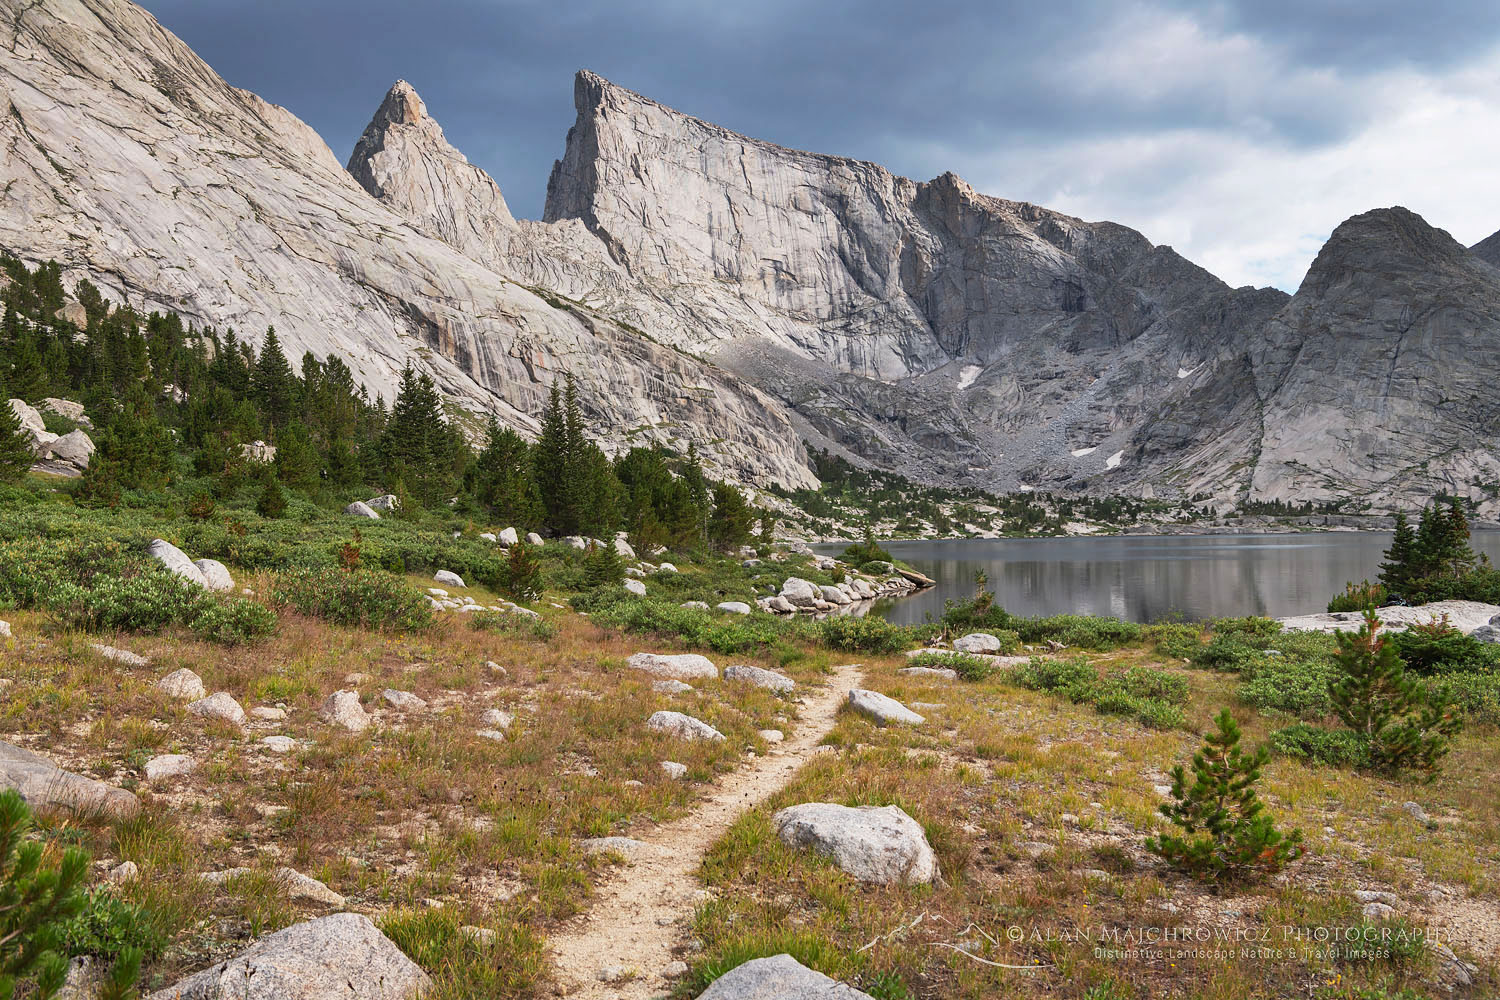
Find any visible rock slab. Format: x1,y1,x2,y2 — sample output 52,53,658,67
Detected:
697,953,875,999
627,652,718,680
0,742,138,819
847,689,925,726
146,913,426,1000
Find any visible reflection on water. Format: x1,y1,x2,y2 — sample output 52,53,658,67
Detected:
845,532,1500,625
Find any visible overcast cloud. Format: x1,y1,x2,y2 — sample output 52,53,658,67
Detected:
139,0,1500,291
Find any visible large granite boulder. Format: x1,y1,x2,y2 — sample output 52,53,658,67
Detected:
952,632,1003,654
146,539,209,588
723,665,795,693
646,711,725,741
627,652,718,681
779,578,820,608
772,803,938,885
146,913,428,1000
0,742,138,819
193,558,234,592
698,954,874,999
847,689,924,726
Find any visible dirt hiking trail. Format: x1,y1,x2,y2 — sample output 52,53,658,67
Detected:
546,662,865,997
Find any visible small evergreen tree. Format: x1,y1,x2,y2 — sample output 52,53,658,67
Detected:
1330,610,1463,778
707,481,754,552
1146,709,1304,881
256,474,288,519
0,787,141,1000
1377,511,1416,596
582,540,623,589
272,421,320,492
251,327,299,425
504,542,542,603
0,382,33,483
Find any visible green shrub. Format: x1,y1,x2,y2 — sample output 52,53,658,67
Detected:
1327,580,1388,613
1147,709,1304,880
272,568,434,631
819,615,907,654
907,651,995,681
841,530,891,567
1388,620,1497,675
1010,655,1099,700
1268,724,1370,768
51,568,209,634
858,559,893,576
1190,636,1259,672
58,885,166,966
1144,622,1203,660
1238,657,1337,718
189,598,278,645
469,610,556,641
1210,617,1284,641
1436,668,1500,725
1013,614,1141,650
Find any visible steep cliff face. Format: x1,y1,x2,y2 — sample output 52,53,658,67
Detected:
1246,209,1500,509
0,0,817,489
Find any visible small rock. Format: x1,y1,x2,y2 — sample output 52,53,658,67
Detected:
646,711,725,741
480,708,514,729
251,706,287,721
847,689,924,726
661,960,689,979
192,558,234,592
1079,868,1111,880
652,678,695,694
260,736,297,753
485,661,508,676
0,620,10,639
661,761,688,780
898,666,957,681
186,692,247,727
478,532,497,543
318,690,371,731
716,601,751,615
156,668,206,701
623,578,647,596
1353,889,1399,906
953,632,1003,654
1362,902,1395,920
91,644,147,667
498,527,520,546
723,664,795,692
434,570,466,588
365,494,400,511
146,538,209,588
476,729,506,742
343,672,371,685
381,689,427,711
657,562,677,573
1402,801,1430,824
344,501,380,519
108,861,139,884
201,867,346,907
680,600,709,610
598,966,632,984
144,754,196,781
758,729,784,743
581,837,650,858
525,532,543,546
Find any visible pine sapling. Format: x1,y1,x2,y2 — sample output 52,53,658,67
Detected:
1146,709,1304,881
505,542,542,603
1330,610,1463,779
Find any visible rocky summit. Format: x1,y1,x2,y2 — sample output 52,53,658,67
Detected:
1,0,1498,512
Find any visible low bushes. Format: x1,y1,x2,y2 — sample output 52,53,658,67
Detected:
272,567,434,631
1006,657,1188,729
469,610,557,642
908,650,995,681
818,615,908,654
1267,723,1371,768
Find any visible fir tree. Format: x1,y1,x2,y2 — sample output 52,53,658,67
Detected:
272,421,320,492
582,540,623,589
1146,709,1304,880
256,474,288,518
471,418,541,528
707,481,755,551
90,384,174,491
252,327,299,425
1377,511,1416,596
0,379,33,483
504,542,543,603
1330,610,1463,778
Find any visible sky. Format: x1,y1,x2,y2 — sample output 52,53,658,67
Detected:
138,0,1500,292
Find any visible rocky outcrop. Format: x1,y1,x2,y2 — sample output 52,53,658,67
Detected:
627,652,718,681
645,711,725,741
0,4,814,491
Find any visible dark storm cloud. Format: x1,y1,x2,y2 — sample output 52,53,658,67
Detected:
136,0,1500,229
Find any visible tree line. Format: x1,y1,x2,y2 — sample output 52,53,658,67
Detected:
0,254,761,551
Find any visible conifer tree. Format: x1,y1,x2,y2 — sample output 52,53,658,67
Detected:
707,481,755,551
582,539,623,589
0,379,34,483
1146,709,1304,880
0,788,95,1000
471,418,541,528
272,421,320,492
532,381,569,532
1330,610,1462,778
1378,511,1416,596
504,542,542,602
256,474,288,518
252,327,299,425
